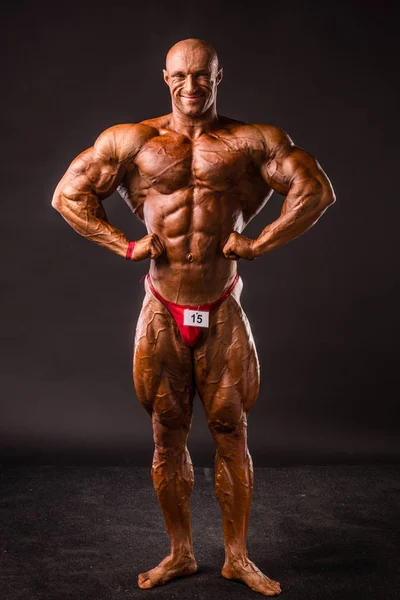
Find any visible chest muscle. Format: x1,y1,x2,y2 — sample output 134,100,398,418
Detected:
134,133,250,194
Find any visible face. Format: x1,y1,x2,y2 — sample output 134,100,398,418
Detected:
163,45,222,118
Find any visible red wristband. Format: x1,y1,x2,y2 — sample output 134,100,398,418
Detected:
126,241,136,260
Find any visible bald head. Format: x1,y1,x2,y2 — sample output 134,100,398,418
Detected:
166,38,219,72
163,38,222,119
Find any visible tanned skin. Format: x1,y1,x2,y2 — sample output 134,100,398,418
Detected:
52,38,335,596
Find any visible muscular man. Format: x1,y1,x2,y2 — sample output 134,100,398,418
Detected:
52,38,335,596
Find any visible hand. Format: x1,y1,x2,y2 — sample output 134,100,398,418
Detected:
222,232,256,261
132,233,165,261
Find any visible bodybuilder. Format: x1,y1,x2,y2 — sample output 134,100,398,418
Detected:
52,38,335,596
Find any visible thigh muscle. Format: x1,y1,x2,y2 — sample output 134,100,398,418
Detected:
134,291,194,430
194,293,260,427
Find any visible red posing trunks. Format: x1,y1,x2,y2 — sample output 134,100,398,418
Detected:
146,273,240,348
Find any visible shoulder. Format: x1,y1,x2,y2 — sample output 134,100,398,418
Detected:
215,118,293,156
251,124,294,158
94,123,159,163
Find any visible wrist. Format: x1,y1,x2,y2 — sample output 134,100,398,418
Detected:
251,238,262,258
125,241,136,260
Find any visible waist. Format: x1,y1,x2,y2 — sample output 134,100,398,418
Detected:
146,264,242,305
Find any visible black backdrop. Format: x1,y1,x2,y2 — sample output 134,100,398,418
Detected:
1,0,399,466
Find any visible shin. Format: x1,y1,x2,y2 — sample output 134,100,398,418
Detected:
151,414,194,557
211,415,254,561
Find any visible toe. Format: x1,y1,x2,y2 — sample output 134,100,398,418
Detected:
267,582,282,596
138,573,152,589
271,582,280,590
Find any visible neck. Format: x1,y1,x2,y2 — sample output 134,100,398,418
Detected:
169,105,219,138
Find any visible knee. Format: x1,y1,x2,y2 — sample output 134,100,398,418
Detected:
152,410,191,458
207,405,245,438
208,417,239,435
153,442,188,461
152,428,192,478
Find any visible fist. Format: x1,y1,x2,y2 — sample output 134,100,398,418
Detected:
132,233,164,261
222,232,256,261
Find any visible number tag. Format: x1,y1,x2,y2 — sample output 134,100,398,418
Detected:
183,309,209,328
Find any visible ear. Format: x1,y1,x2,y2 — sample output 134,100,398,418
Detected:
216,67,223,85
163,69,169,85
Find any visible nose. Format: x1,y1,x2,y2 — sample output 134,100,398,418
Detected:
183,74,197,94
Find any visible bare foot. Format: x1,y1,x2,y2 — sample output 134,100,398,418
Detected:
138,553,198,589
222,557,282,596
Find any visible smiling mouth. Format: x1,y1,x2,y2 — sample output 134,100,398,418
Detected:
181,95,203,100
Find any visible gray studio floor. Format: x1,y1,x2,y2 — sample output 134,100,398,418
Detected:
1,465,399,600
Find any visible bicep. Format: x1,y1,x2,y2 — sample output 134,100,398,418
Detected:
54,145,125,205
256,124,333,197
261,144,321,192
53,122,155,206
261,144,335,214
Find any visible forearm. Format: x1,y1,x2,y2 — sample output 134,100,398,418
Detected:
52,191,130,258
253,185,335,257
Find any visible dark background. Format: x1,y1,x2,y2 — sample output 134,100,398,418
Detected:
1,0,399,466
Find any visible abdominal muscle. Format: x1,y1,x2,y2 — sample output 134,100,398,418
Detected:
143,187,243,305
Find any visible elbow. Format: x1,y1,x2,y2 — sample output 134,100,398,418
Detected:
300,188,336,223
325,189,336,207
321,179,336,209
316,188,336,215
51,191,64,213
310,177,336,213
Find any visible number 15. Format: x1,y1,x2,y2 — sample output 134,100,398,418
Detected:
191,313,203,324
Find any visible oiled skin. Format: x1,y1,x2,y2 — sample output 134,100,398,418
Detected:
52,39,335,597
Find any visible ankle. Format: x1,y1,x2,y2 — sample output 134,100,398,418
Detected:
224,548,248,565
171,544,195,560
